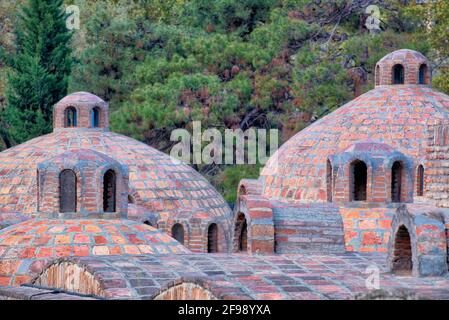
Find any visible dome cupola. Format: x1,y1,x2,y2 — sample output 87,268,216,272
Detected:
375,49,431,86
53,92,109,131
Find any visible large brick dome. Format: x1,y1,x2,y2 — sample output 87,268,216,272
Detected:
0,92,232,253
260,57,449,204
233,50,449,255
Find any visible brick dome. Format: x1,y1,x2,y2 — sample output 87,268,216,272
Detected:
0,92,232,253
0,218,189,286
260,50,449,205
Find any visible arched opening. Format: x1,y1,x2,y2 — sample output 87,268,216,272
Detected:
326,159,333,202
417,165,424,196
391,161,403,203
207,223,218,253
154,282,217,300
392,225,412,275
128,194,135,204
103,169,116,213
91,107,100,128
350,160,367,201
419,64,428,85
143,220,152,227
234,213,248,252
33,262,105,297
392,64,404,84
59,169,77,213
172,223,185,244
375,65,380,86
65,107,77,127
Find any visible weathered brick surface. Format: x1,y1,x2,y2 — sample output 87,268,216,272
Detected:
272,202,345,253
0,92,233,253
12,253,449,300
0,218,189,286
387,204,448,277
375,49,430,86
238,49,449,259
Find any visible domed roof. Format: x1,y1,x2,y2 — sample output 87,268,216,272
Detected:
377,49,428,65
57,91,106,105
0,93,232,225
0,218,189,285
261,84,449,202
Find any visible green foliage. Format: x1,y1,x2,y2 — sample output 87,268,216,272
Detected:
3,0,73,144
402,1,449,94
181,0,277,34
213,164,261,203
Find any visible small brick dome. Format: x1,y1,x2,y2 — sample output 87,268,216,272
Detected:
0,218,190,286
260,50,449,204
375,49,431,86
53,92,109,130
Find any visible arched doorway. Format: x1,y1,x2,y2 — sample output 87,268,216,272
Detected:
59,169,77,213
65,107,77,127
172,223,185,245
234,213,248,252
391,161,403,203
207,223,218,253
350,160,367,201
392,64,404,84
392,225,412,275
103,170,116,213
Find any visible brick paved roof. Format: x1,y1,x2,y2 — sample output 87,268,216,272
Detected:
20,252,449,300
0,218,189,286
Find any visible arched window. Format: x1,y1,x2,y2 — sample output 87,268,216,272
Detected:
391,161,403,203
172,223,184,244
326,159,333,202
65,107,77,127
392,64,404,84
207,223,218,253
103,169,116,213
128,194,135,204
417,165,424,196
419,64,428,85
59,169,77,213
392,225,412,275
350,160,367,201
375,65,380,86
91,107,100,128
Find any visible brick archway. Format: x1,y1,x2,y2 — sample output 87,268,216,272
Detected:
391,225,412,275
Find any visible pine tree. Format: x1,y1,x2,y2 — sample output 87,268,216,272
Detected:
3,0,73,144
